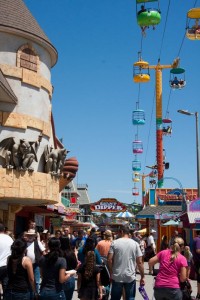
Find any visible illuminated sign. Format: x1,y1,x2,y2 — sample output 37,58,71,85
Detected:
157,189,197,201
156,188,198,202
90,198,126,212
154,212,180,220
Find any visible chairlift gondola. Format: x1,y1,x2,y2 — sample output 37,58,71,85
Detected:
169,68,186,90
186,8,200,40
136,0,161,34
133,140,143,154
162,118,172,136
133,60,150,83
132,109,145,125
149,179,156,186
132,159,142,171
132,172,140,182
149,170,157,178
132,186,139,196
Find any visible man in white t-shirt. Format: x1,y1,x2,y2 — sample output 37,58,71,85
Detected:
0,223,13,297
147,230,156,274
25,229,45,294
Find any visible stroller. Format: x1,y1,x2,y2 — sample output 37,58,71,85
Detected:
98,257,111,300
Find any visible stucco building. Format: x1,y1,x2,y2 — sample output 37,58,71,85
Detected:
0,0,78,231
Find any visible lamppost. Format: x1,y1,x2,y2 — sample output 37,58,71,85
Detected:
177,109,200,197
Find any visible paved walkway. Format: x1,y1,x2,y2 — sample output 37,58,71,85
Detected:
72,262,198,299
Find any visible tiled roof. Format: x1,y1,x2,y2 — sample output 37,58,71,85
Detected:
136,205,182,218
0,68,18,103
77,185,91,205
0,0,57,66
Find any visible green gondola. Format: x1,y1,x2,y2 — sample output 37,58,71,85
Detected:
136,0,161,27
137,9,161,26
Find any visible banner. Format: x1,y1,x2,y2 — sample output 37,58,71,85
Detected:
90,198,126,213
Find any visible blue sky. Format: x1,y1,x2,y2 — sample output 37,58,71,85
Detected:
25,0,200,204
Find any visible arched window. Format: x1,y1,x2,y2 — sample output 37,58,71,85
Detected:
17,44,39,72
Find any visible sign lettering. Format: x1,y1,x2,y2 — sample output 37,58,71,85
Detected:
90,198,126,212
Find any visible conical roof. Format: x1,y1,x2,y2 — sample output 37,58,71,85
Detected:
0,0,58,67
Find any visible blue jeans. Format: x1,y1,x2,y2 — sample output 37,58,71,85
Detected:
63,277,75,300
110,279,136,300
4,290,30,300
0,266,8,299
154,287,182,300
39,289,66,300
33,264,40,294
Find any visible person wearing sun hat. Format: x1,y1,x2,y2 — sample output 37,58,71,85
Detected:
96,230,113,261
25,229,46,295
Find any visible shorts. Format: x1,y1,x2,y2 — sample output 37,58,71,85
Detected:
194,262,200,283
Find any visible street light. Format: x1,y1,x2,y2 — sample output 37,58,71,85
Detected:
177,109,200,197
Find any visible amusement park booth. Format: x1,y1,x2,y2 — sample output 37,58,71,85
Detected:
136,188,198,249
179,197,200,246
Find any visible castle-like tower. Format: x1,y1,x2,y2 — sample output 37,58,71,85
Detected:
0,0,77,229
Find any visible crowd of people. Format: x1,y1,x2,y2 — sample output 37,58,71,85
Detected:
0,221,200,300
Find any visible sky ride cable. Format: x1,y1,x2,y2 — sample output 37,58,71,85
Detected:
140,35,144,55
164,88,172,119
142,89,156,174
178,0,198,57
158,0,171,61
176,32,186,59
137,83,141,106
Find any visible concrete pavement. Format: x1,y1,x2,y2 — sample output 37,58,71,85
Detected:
72,262,198,299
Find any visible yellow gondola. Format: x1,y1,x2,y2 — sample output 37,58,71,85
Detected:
186,8,200,40
133,178,140,182
133,60,150,83
132,172,140,182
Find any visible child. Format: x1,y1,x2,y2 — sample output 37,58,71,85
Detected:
184,245,193,279
77,250,102,300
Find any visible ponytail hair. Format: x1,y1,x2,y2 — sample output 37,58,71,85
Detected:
84,251,96,280
170,237,184,262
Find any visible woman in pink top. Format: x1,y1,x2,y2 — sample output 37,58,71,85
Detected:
149,237,187,300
